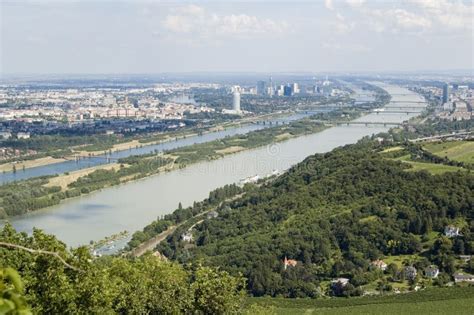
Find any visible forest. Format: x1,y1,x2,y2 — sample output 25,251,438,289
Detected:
154,138,473,297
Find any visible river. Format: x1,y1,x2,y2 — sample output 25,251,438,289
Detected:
5,84,426,248
0,112,312,184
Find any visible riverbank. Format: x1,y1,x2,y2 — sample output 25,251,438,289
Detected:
0,119,329,219
0,111,294,173
0,156,68,173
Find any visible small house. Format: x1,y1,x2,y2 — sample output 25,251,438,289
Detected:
459,255,472,263
424,265,439,278
444,226,461,238
453,272,474,284
283,256,297,270
17,132,30,139
0,131,12,139
371,259,388,271
181,232,193,242
330,278,349,288
206,211,219,219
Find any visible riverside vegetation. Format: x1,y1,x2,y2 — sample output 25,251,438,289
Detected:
0,118,329,218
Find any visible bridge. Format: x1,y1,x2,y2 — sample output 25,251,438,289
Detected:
64,155,121,162
312,120,403,127
389,101,426,104
372,110,423,114
384,106,426,110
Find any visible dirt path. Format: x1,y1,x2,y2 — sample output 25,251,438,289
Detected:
130,193,245,257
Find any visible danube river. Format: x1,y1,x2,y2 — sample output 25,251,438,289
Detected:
6,85,426,247
0,112,311,184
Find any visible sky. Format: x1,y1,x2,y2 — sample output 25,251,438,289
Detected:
1,0,473,75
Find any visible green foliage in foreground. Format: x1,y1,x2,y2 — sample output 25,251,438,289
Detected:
0,267,31,314
246,286,474,315
0,224,245,314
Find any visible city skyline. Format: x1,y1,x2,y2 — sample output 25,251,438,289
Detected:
1,0,473,75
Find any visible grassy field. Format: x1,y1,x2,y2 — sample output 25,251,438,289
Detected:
423,141,474,164
394,154,463,174
246,287,474,315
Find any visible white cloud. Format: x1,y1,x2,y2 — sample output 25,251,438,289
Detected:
333,13,355,34
345,0,366,8
413,0,473,31
336,0,472,36
162,5,289,43
325,0,334,11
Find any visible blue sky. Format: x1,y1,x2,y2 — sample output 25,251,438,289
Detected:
1,0,473,74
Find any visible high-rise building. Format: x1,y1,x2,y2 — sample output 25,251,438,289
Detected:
233,91,241,112
283,85,292,96
257,81,267,95
291,83,299,94
268,77,274,97
442,83,449,103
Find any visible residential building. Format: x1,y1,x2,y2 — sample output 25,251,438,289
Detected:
453,272,474,284
283,256,297,270
17,132,30,139
206,211,219,219
444,226,461,238
371,259,388,271
330,278,349,287
181,232,193,242
0,131,12,139
424,265,439,278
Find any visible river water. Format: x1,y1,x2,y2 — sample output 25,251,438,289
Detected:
0,113,311,184
5,84,425,247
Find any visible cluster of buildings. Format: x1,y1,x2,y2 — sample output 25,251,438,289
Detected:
429,83,473,121
253,77,344,97
0,83,216,123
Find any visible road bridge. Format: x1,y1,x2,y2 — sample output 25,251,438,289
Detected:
312,120,403,127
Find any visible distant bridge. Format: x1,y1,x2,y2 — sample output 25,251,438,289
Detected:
389,101,426,104
312,120,403,127
372,110,423,114
64,155,121,162
384,106,426,110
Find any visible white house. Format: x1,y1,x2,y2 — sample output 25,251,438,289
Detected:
331,278,349,287
444,226,461,238
17,132,30,139
181,232,193,242
424,265,439,278
371,259,388,271
453,272,474,284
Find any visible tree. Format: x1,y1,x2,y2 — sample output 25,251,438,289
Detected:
192,266,245,314
0,267,31,315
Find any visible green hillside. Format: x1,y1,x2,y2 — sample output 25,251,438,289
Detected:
156,139,474,298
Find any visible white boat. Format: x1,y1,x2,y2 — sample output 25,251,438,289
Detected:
240,174,260,184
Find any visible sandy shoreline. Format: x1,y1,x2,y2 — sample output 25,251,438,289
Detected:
0,156,67,173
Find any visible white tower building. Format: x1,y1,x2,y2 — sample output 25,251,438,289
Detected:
232,91,241,112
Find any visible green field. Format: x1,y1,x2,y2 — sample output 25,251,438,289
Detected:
394,155,463,174
246,287,474,315
423,141,474,164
